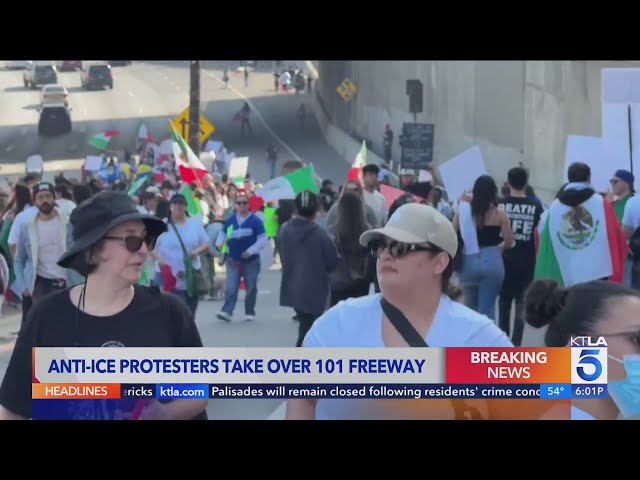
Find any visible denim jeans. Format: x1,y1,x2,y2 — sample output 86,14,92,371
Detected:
458,246,505,321
222,256,261,316
172,289,199,317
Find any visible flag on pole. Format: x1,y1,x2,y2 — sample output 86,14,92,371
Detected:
169,122,207,185
347,140,367,182
89,131,120,149
127,174,150,196
137,122,153,143
255,166,319,202
179,185,201,216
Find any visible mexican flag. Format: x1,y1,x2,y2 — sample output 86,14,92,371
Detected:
89,130,119,149
180,185,201,217
347,140,367,182
255,166,319,202
127,174,150,196
534,194,627,287
137,122,152,143
169,122,207,185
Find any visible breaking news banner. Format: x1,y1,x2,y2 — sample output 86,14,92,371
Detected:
33,344,607,398
32,343,606,405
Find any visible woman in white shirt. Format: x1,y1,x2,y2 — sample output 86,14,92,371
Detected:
150,194,210,317
287,203,513,420
525,279,640,420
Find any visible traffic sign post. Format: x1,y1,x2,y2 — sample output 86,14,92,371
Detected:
171,107,215,146
337,78,358,102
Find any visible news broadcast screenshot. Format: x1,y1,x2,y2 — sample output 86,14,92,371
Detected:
0,60,638,421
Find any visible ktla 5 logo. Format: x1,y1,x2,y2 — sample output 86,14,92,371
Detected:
570,337,608,384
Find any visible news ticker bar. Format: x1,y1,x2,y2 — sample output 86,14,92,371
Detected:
31,383,609,400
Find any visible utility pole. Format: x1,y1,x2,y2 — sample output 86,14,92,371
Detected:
189,60,201,157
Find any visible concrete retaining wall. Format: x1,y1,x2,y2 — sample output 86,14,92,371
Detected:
313,60,640,204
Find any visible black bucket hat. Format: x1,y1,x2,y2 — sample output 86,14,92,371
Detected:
57,191,168,269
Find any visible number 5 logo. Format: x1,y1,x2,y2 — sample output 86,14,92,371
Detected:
577,349,602,382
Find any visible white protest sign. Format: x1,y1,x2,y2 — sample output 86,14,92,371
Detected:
602,68,640,104
25,155,43,173
205,140,223,153
564,136,610,193
84,155,104,172
228,155,248,181
601,100,640,191
438,146,487,200
160,139,173,155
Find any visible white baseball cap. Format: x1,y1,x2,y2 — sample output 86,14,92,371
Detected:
359,203,458,257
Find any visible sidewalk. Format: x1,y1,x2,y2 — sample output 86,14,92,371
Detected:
0,302,21,346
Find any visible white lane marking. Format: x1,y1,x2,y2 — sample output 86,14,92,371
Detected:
128,90,135,97
203,70,303,164
5,144,14,152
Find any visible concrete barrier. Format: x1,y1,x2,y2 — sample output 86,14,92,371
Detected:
307,61,385,169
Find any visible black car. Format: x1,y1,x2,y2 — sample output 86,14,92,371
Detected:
38,104,72,136
108,60,131,66
81,63,113,90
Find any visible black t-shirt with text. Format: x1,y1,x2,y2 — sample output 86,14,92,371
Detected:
0,285,207,420
498,196,543,263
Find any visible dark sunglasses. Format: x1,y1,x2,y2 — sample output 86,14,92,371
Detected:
103,235,156,253
368,239,441,258
236,200,248,205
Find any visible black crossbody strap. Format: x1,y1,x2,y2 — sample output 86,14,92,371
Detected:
170,221,188,257
380,297,428,347
379,297,483,420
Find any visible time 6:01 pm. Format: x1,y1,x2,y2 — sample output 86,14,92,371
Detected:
574,385,606,396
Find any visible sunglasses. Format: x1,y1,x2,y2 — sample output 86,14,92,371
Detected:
368,239,441,258
236,200,248,205
103,235,156,253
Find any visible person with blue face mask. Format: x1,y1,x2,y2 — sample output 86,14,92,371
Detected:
525,279,640,420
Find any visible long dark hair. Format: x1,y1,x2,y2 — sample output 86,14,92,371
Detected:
8,184,32,216
471,175,498,227
335,191,368,274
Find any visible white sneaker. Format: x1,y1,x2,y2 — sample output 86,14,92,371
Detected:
245,315,255,321
216,311,232,322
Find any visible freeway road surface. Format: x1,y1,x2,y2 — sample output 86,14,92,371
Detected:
0,60,349,185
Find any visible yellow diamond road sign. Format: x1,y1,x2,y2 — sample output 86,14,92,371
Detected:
171,107,215,145
337,78,358,101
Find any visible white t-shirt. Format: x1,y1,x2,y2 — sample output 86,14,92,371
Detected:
36,217,67,279
56,198,76,219
622,195,640,230
155,217,209,291
304,293,513,420
8,206,38,246
363,189,386,227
